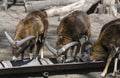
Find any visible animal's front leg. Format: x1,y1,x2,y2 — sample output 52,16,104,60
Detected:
70,46,74,57
112,58,118,76
74,44,81,57
29,44,35,59
35,41,44,59
101,55,113,77
40,45,44,58
21,51,25,60
101,50,116,77
112,48,120,76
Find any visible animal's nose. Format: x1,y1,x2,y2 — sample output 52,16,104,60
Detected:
12,56,17,60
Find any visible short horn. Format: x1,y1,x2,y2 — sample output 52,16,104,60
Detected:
4,31,15,45
58,41,79,54
17,36,35,46
45,40,57,55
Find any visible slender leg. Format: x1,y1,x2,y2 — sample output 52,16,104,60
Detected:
70,46,74,57
29,44,35,59
40,45,44,58
101,50,116,77
101,56,113,77
35,40,44,59
21,51,24,60
74,44,81,57
112,58,118,76
35,41,40,59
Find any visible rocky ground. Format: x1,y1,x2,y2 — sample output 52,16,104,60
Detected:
0,2,120,78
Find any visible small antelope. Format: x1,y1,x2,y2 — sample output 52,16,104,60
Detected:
5,10,49,60
88,18,120,77
45,10,91,63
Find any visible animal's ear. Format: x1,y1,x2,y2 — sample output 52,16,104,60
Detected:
42,10,48,17
4,31,15,45
39,10,48,18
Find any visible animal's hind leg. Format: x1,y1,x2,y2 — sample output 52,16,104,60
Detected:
74,44,81,57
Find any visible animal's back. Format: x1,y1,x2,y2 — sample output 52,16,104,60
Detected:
14,11,48,40
100,18,120,35
90,19,120,61
25,10,49,31
57,10,91,41
99,22,120,47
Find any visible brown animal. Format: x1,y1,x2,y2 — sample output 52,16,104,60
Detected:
5,10,49,60
45,10,91,63
88,18,120,77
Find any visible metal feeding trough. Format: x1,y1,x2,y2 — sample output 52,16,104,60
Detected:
0,41,120,77
0,57,120,77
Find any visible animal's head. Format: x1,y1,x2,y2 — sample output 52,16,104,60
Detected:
4,31,35,60
81,41,106,62
56,35,72,50
88,41,108,61
45,40,79,63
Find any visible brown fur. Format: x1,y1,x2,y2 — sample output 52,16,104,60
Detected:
89,18,120,77
13,10,49,59
89,18,120,61
56,10,91,61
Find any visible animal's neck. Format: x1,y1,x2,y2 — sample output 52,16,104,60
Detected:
93,42,105,52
